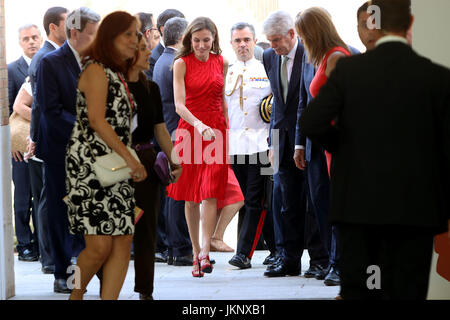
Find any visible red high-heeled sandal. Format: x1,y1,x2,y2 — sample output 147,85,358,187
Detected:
192,255,204,278
200,255,213,274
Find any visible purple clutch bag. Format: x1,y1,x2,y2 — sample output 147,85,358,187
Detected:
154,152,174,186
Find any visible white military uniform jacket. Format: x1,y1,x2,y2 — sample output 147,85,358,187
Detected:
225,58,271,156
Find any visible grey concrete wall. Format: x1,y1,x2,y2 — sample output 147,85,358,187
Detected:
0,0,15,300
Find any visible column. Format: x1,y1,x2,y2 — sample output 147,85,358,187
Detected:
0,0,15,300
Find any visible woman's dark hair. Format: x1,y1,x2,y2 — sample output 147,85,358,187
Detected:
82,11,138,74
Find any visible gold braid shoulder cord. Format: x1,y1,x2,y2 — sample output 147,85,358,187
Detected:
225,74,244,111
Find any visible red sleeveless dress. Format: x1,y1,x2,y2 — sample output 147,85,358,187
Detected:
167,53,243,207
309,47,351,177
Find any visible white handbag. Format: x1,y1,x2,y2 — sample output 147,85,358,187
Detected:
92,147,140,187
78,72,141,188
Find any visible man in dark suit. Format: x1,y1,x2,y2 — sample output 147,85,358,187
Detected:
35,7,100,294
295,43,360,286
8,24,42,262
300,0,450,299
261,11,306,277
146,9,184,80
147,9,185,263
153,17,193,266
26,7,68,275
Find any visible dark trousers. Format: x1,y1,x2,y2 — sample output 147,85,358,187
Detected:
44,162,85,279
306,145,339,267
153,143,169,255
277,147,307,267
271,173,284,255
337,224,434,300
28,159,53,267
305,204,329,267
232,152,274,258
11,159,36,254
165,197,191,257
133,147,160,296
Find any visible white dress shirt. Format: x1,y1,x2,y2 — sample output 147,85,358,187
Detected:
225,58,272,155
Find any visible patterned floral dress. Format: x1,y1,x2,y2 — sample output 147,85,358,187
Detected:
65,60,135,236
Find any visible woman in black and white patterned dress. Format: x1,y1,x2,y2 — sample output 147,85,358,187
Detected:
65,11,146,300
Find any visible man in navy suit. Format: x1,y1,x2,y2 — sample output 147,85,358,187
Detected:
147,9,185,263
26,7,68,275
153,17,193,266
261,11,306,277
294,44,360,286
146,9,184,80
35,7,100,293
8,24,42,262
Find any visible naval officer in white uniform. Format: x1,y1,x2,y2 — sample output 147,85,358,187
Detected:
226,22,276,269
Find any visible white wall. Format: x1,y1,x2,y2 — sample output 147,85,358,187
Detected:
412,0,450,300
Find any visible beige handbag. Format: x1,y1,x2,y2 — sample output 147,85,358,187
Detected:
78,72,141,188
9,111,30,153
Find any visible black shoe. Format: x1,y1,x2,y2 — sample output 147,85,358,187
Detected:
173,255,193,266
315,265,330,280
155,251,168,263
210,258,216,265
324,266,341,286
263,252,278,265
229,253,251,269
139,293,154,300
18,249,39,262
167,256,173,265
304,264,326,278
130,251,134,261
264,263,300,277
41,265,55,274
266,255,283,270
54,279,71,294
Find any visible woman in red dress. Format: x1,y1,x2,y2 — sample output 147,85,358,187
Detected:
167,17,243,277
295,7,352,176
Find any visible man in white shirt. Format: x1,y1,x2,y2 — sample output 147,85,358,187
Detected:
226,22,276,269
8,24,42,263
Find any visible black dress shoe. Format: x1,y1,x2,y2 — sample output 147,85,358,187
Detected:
229,253,251,269
41,265,55,274
155,251,168,263
18,249,39,262
139,293,154,300
54,279,72,294
324,266,341,286
304,264,326,278
173,255,193,266
264,263,300,277
315,266,330,280
263,252,278,265
167,256,173,265
266,256,283,270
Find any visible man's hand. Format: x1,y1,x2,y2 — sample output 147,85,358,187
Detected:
12,150,24,162
294,149,306,170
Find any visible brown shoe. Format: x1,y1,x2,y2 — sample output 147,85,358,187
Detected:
210,238,234,252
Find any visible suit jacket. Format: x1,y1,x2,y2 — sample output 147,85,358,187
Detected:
263,39,304,165
296,46,360,161
146,42,165,80
152,47,179,139
35,41,81,164
29,40,57,143
8,56,29,115
299,41,450,233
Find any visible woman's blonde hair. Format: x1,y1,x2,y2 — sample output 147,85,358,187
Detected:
295,7,349,67
173,17,222,63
